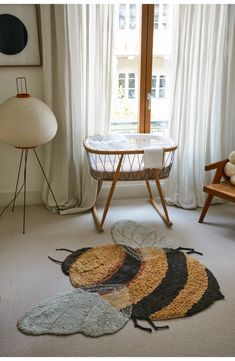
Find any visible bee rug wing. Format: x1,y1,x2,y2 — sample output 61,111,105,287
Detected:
112,220,172,249
17,289,129,337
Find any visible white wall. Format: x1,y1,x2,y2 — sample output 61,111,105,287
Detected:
0,67,44,206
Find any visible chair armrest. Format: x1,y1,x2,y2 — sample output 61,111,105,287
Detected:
205,159,228,171
205,159,229,184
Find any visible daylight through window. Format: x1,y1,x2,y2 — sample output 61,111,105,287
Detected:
111,4,173,135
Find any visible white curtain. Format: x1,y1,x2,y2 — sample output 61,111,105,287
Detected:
166,5,235,208
39,5,114,214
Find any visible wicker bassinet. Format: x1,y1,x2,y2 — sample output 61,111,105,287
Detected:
84,134,177,181
83,134,177,232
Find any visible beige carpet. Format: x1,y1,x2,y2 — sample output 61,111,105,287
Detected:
0,199,235,357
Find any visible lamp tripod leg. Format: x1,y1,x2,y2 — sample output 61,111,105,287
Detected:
12,149,24,212
33,148,60,212
23,149,28,234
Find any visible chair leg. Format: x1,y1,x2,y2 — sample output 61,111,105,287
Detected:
198,194,214,223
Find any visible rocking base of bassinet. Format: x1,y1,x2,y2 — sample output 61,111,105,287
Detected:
91,168,173,233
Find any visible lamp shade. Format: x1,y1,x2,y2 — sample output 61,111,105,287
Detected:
0,95,57,148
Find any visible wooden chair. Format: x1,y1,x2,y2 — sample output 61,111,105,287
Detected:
199,159,235,223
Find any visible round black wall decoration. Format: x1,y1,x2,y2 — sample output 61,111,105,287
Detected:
0,14,28,55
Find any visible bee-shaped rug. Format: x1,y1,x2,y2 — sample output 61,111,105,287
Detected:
18,240,224,336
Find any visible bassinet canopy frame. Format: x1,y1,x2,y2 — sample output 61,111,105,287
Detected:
84,134,177,232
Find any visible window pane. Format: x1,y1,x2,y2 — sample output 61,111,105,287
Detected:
129,78,135,88
128,73,135,86
151,4,173,135
118,73,125,99
119,4,126,29
151,75,157,98
159,88,165,98
162,4,169,30
118,79,125,88
152,75,157,88
154,5,159,30
152,89,156,98
162,4,168,16
128,89,135,98
111,5,141,134
159,75,166,88
129,4,137,30
130,4,136,10
128,73,135,98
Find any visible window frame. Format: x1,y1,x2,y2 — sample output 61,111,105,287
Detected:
139,4,154,133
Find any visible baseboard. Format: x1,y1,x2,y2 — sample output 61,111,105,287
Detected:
0,181,163,207
0,190,42,207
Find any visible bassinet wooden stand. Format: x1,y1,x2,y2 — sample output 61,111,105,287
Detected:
84,134,177,232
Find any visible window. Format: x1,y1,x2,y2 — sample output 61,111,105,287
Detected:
128,73,135,98
118,73,126,98
151,75,157,98
162,4,168,30
117,72,136,99
111,5,173,135
119,4,137,30
153,4,169,31
119,4,126,29
154,5,159,30
151,75,167,99
159,75,166,98
162,4,168,16
129,5,137,30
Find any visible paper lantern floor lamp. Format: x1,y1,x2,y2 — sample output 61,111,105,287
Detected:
0,77,59,233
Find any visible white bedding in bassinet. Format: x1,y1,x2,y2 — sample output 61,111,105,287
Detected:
86,134,175,152
85,134,176,174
